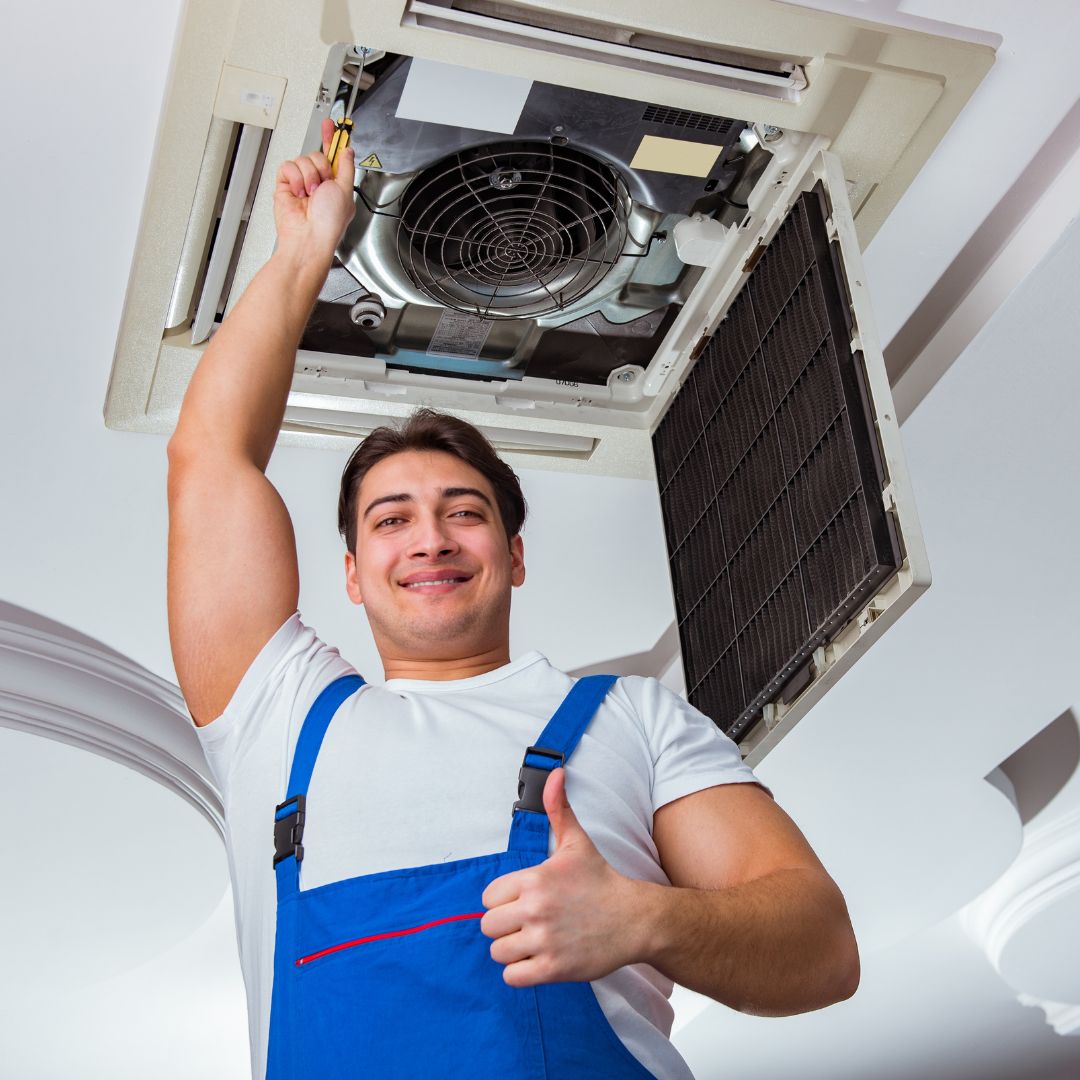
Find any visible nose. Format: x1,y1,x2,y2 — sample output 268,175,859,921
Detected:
407,512,460,560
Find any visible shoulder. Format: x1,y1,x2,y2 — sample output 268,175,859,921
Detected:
223,612,355,716
606,673,771,800
195,612,357,781
605,673,707,735
522,661,697,731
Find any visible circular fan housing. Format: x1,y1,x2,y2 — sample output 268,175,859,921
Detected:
396,141,631,319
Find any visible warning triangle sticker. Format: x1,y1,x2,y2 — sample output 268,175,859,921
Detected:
358,152,383,169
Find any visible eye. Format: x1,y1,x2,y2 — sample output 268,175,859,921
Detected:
375,516,406,528
451,509,482,519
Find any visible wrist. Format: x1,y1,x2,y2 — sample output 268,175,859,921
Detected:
618,876,671,969
269,238,335,287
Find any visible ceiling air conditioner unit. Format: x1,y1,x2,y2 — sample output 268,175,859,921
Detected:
107,0,994,762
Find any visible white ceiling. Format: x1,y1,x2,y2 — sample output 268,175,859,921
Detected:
1,0,1080,1076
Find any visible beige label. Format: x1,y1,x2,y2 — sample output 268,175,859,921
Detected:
629,135,721,177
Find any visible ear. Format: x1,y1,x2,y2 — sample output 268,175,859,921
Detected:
344,549,364,606
510,533,526,588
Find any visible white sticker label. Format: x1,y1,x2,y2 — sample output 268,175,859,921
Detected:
241,90,275,111
427,310,495,359
397,58,531,135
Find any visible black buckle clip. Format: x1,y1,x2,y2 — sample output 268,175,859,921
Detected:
513,745,565,815
274,794,306,866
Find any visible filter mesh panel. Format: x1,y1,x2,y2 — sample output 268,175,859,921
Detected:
654,186,901,741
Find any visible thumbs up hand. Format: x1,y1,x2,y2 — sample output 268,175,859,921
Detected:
480,768,639,987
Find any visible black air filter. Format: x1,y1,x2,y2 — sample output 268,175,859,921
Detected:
654,186,901,741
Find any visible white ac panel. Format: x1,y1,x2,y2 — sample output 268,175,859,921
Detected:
108,0,993,756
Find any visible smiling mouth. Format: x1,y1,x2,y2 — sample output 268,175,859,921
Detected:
400,575,473,589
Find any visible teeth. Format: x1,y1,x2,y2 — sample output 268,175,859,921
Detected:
404,578,463,587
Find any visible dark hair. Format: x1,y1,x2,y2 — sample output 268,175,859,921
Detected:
337,408,528,553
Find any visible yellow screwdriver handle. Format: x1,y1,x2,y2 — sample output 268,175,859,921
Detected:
328,118,354,175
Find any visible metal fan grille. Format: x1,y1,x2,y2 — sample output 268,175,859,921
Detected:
396,142,630,319
653,187,901,742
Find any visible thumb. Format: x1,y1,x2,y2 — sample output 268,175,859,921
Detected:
334,144,355,187
544,767,588,850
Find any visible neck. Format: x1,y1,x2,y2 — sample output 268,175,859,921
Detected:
379,643,512,682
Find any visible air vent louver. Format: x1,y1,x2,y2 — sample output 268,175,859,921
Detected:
654,186,902,741
641,104,734,134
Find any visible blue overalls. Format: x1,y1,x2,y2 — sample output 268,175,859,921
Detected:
266,672,659,1078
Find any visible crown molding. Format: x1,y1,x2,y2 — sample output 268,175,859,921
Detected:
1017,995,1080,1037
960,803,1080,1023
0,611,223,836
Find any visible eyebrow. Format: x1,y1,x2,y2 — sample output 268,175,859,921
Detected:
363,487,494,520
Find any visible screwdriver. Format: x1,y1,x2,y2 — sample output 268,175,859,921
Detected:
328,49,368,175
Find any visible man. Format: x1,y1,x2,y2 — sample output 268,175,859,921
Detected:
167,121,859,1079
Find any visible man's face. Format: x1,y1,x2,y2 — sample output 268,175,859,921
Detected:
344,449,525,661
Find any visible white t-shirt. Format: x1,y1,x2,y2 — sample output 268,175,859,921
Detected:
196,613,771,1080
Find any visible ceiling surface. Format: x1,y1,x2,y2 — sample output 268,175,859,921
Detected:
1,0,1079,1077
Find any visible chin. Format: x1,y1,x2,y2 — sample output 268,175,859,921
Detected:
381,608,485,650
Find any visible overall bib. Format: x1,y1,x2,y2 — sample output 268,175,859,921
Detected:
265,672,659,1079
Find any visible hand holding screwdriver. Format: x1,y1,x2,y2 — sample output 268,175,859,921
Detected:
328,54,365,176
273,117,356,259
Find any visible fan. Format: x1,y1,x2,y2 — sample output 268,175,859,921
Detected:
395,141,632,319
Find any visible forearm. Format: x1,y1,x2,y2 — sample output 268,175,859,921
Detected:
170,243,332,471
625,868,860,1016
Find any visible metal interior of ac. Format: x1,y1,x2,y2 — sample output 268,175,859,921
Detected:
300,53,758,384
654,186,902,743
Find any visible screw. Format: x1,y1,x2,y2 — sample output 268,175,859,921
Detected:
490,168,522,191
762,125,784,143
617,370,635,383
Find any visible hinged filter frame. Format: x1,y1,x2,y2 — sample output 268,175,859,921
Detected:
652,148,930,766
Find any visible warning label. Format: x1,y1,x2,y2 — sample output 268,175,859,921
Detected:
427,310,494,359
358,152,383,169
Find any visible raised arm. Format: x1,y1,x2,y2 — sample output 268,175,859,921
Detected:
166,122,355,725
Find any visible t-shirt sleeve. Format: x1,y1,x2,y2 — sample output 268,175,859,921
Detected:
622,675,773,811
194,612,356,798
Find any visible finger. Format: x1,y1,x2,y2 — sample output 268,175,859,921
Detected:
502,957,548,989
481,872,523,910
321,116,335,155
544,768,585,848
479,903,523,941
276,160,306,199
310,149,334,183
294,155,322,195
334,145,355,187
489,928,534,967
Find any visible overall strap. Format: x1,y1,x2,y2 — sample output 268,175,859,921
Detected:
274,673,365,900
507,673,618,857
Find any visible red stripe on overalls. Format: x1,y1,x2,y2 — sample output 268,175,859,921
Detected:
295,911,486,966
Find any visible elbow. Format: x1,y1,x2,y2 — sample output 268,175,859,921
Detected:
796,893,861,1014
821,900,861,1007
818,875,861,1007
832,929,861,1004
